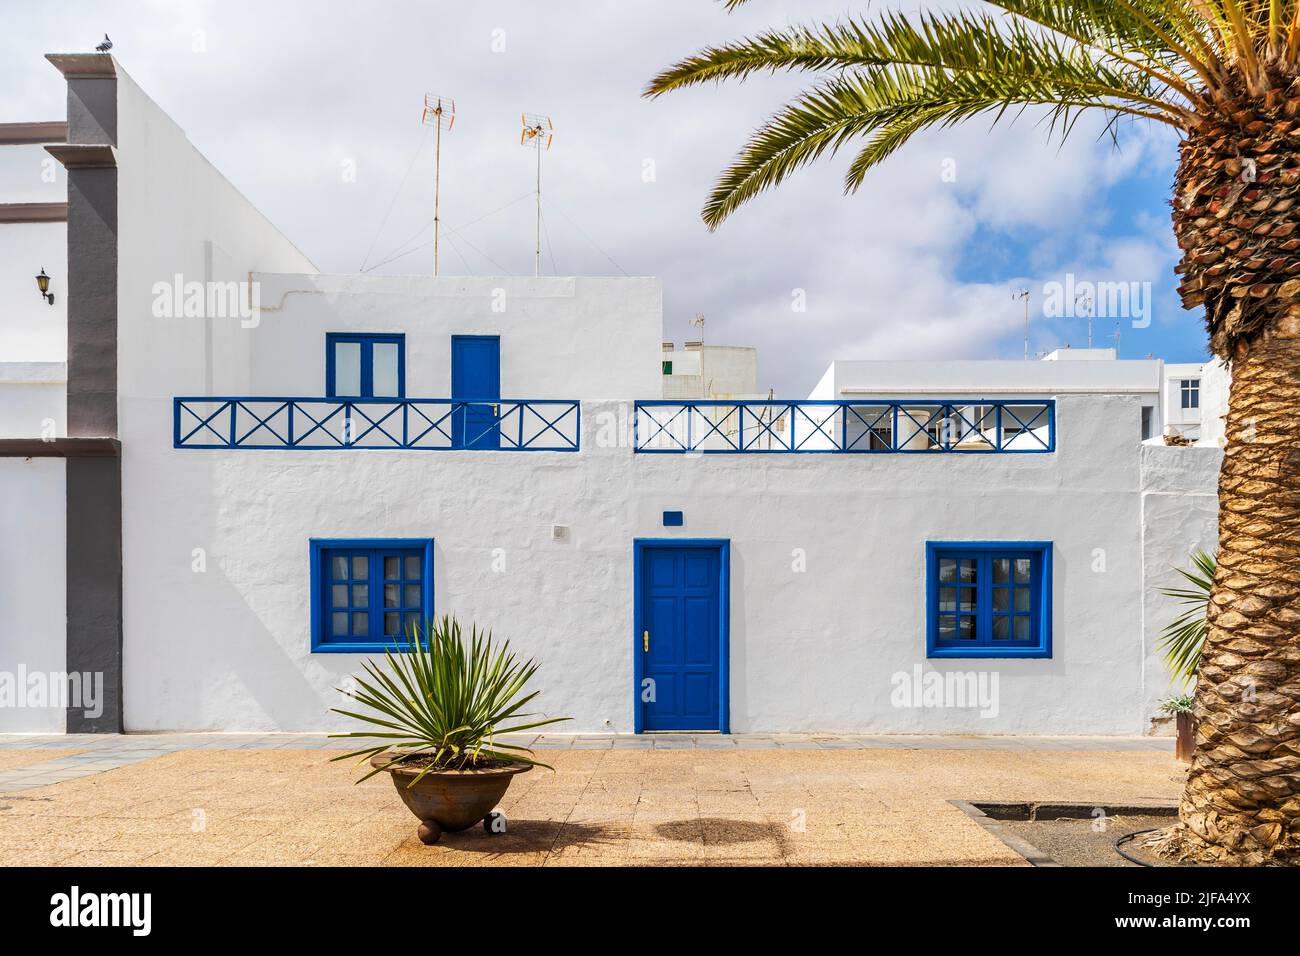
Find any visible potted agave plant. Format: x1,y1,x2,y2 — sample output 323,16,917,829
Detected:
331,615,569,844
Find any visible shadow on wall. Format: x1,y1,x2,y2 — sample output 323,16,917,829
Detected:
130,552,326,732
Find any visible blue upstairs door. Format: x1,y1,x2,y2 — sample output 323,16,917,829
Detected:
451,335,500,449
638,544,724,731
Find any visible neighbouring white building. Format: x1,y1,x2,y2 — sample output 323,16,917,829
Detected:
0,54,1226,737
661,341,760,399
1161,359,1231,443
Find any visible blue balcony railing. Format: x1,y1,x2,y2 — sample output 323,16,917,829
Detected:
634,400,1054,454
173,397,580,451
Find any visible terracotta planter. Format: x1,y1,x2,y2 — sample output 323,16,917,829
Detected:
1175,712,1196,763
371,754,531,844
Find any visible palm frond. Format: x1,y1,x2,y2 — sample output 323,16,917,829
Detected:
648,0,1300,226
649,10,1198,114
1157,549,1216,686
330,615,570,779
698,54,1182,228
648,8,1201,228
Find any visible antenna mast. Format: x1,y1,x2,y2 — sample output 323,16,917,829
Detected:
421,94,455,276
1013,289,1031,360
520,113,554,277
690,313,706,399
1075,289,1094,349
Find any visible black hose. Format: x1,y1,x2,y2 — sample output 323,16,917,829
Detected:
1114,827,1161,867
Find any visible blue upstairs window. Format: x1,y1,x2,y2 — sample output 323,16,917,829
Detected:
925,542,1052,658
326,333,405,398
310,538,433,652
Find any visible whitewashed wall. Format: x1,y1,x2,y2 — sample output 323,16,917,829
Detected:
1140,444,1222,726
247,273,662,400
124,376,1215,734
0,144,67,366
112,66,319,728
1198,358,1231,447
0,362,64,438
0,457,66,732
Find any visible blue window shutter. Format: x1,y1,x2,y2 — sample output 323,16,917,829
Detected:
925,541,1052,659
325,334,406,399
310,538,433,652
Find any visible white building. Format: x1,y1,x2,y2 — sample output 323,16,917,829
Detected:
815,348,1226,447
1161,359,1230,443
0,55,1224,737
661,342,760,399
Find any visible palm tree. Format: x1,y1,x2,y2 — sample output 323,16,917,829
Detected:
647,0,1300,865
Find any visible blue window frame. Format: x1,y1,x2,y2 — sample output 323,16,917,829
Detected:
925,541,1052,658
309,538,433,652
326,333,406,398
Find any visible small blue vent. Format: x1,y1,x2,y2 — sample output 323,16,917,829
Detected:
662,511,684,527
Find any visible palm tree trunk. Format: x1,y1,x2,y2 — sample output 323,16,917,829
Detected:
1171,311,1300,865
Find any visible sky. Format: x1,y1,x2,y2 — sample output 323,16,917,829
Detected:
0,0,1210,393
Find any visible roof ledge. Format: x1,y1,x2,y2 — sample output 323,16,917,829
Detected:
0,202,67,223
44,143,116,169
45,53,117,77
0,121,68,145
0,437,120,458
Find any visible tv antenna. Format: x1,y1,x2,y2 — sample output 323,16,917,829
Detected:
1075,289,1094,348
690,313,708,398
1013,289,1031,360
421,94,455,276
520,113,554,277
690,312,706,343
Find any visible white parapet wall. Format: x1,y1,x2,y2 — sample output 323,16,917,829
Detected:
246,273,664,400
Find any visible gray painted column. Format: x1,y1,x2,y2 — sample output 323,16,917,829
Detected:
50,55,122,732
65,163,117,438
65,456,123,732
64,66,118,438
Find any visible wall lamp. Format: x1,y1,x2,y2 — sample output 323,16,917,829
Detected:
35,268,54,305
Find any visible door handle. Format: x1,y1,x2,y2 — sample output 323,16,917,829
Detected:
491,402,499,416
643,630,649,652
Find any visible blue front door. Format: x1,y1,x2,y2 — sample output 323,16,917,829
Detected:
637,543,726,731
451,335,500,449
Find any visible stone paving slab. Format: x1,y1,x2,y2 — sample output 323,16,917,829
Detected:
0,747,1186,867
0,732,1175,753
0,749,84,772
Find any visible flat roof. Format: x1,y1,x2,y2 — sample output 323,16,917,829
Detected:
828,358,1162,396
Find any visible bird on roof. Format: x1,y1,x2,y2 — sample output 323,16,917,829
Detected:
95,34,112,54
